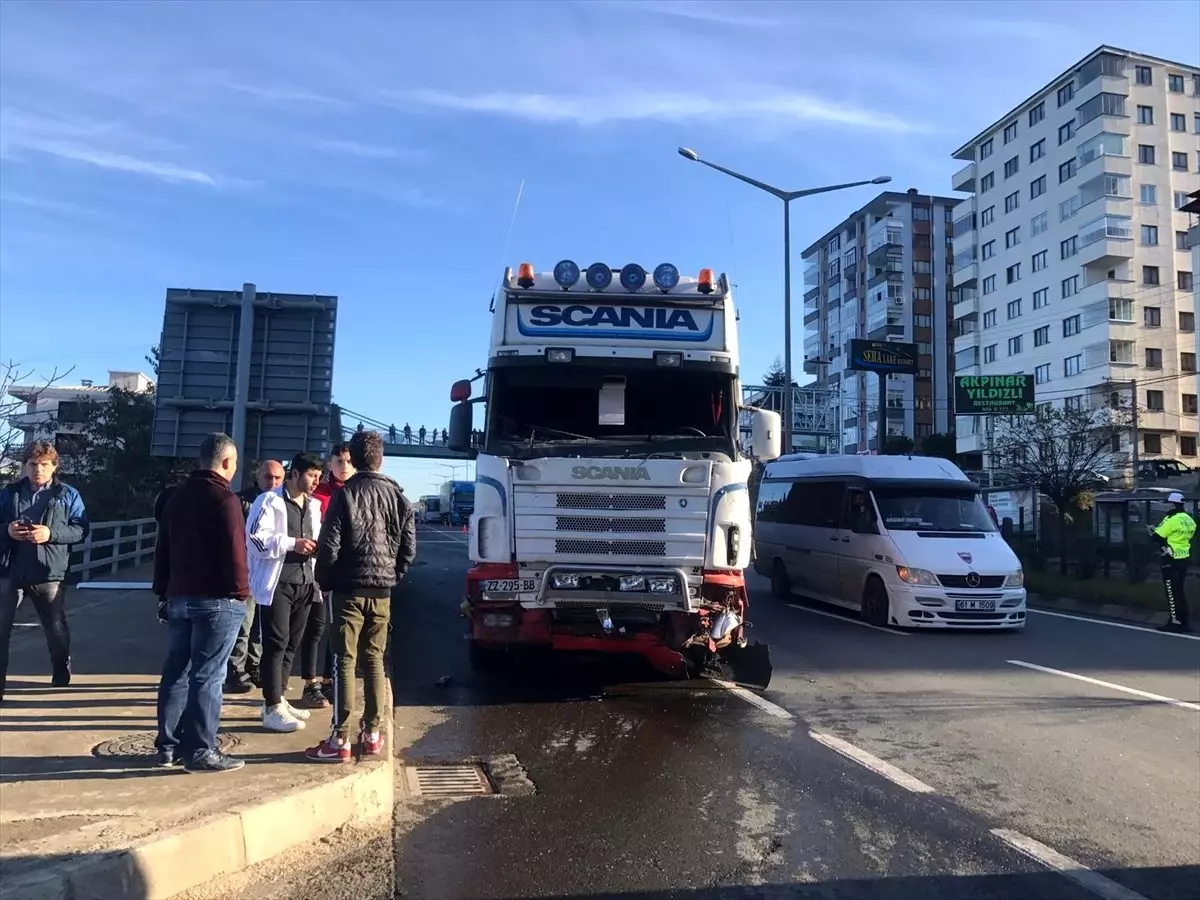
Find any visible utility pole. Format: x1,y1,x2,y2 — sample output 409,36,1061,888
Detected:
1129,377,1139,478
231,281,256,487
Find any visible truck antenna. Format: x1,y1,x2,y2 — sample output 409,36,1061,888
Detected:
490,177,525,313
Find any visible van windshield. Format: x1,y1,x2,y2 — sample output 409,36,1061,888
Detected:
872,487,997,533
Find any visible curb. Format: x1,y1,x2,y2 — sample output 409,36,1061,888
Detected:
1028,593,1169,626
4,690,395,900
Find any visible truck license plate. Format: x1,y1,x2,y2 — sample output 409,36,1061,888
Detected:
483,579,538,593
955,599,996,611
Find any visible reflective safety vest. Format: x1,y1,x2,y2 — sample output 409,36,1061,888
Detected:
1154,510,1196,560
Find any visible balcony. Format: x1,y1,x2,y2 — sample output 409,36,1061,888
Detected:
843,261,858,283
953,330,980,356
952,161,977,193
867,266,904,290
1078,214,1134,266
804,262,820,286
867,218,905,263
953,286,980,316
952,246,979,286
804,286,821,310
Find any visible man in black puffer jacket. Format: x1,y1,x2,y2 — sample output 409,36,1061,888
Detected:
308,430,415,762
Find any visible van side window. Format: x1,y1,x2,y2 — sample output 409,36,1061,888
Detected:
845,487,878,534
786,481,844,528
756,480,791,522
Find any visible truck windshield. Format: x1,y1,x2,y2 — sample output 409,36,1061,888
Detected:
872,487,997,533
486,365,736,459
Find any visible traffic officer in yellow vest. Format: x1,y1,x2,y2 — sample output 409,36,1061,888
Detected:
1150,492,1195,633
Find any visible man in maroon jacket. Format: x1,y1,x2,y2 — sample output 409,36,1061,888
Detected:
153,433,251,773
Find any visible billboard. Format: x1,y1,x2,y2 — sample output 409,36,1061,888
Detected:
848,340,919,375
954,374,1036,416
151,288,338,461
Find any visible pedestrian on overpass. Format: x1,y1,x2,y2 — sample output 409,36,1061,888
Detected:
153,433,250,773
418,425,426,446
308,430,416,761
246,452,325,733
0,442,89,703
1150,492,1195,633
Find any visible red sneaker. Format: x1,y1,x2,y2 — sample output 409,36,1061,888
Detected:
305,737,351,763
360,729,384,757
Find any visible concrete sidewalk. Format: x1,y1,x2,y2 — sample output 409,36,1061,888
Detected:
0,575,393,899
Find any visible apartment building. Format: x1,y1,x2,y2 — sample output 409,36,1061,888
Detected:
1185,189,1200,405
801,188,959,454
950,46,1200,469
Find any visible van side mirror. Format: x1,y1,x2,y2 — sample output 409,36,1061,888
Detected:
448,402,473,452
749,409,782,461
450,380,472,402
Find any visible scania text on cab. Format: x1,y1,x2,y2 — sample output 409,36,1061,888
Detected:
754,455,1027,629
447,260,782,687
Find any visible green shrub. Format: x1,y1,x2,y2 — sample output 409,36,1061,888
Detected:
1026,571,1164,609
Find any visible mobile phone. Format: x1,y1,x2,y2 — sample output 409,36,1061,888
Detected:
17,516,32,528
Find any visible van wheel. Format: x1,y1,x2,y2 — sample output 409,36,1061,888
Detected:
468,641,506,674
861,578,890,627
770,560,792,599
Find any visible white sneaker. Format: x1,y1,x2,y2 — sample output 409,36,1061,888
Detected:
262,703,305,732
284,700,311,721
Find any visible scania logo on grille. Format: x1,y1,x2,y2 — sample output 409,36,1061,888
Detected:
965,571,981,587
571,465,651,481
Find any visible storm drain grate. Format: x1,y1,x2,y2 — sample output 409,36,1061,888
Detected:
404,764,493,798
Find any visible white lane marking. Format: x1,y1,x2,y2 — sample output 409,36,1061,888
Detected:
785,602,909,636
707,679,795,719
808,730,937,794
991,829,1150,900
1029,607,1200,642
1007,659,1200,712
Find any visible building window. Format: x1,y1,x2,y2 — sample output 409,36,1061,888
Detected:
1137,144,1155,164
1007,297,1022,318
983,274,996,295
1176,191,1191,210
1168,73,1184,92
1147,390,1165,411
1030,175,1046,199
1183,353,1197,373
1058,120,1075,146
983,309,997,328
1171,113,1187,132
1005,227,1021,249
913,260,932,274
1058,159,1076,183
1029,102,1045,127
1057,83,1074,107
1004,156,1019,178
1143,265,1160,286
1004,191,1020,213
1144,306,1162,327
1180,271,1195,291
1006,263,1021,284
1110,298,1133,321
1179,232,1191,252
980,138,994,160
1144,433,1162,454
1008,335,1023,356
1137,105,1154,125
1031,211,1048,235
1062,275,1079,298
1035,363,1051,384
913,205,931,221
1182,435,1198,457
981,205,995,226
1060,236,1078,259
984,344,997,363
1141,225,1158,245
1180,311,1195,332
1060,196,1079,221
1184,394,1199,415
1135,65,1152,85
1140,184,1157,204
982,240,996,260
1032,249,1048,271
1033,287,1049,309
917,342,932,354
914,314,932,328
1063,314,1081,337
1172,151,1189,171
913,286,932,300
1064,354,1082,376
981,171,995,192
1145,346,1163,367
1030,139,1046,163
1195,114,1200,134
1078,93,1127,125
1004,122,1018,144
1034,325,1050,346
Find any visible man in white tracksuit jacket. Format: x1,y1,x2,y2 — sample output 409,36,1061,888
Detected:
246,452,324,733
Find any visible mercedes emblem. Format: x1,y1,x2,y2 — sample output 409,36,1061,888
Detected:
966,571,981,588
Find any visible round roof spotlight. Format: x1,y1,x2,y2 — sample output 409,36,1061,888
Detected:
553,259,580,288
652,262,680,292
619,263,647,292
585,263,613,290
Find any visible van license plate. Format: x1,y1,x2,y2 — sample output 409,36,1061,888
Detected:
483,579,538,593
955,599,996,611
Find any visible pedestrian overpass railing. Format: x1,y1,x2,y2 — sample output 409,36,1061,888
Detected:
71,518,158,582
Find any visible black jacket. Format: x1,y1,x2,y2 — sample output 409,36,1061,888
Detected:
315,471,416,597
237,486,261,520
153,470,250,601
0,477,90,583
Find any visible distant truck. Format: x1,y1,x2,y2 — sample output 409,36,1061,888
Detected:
420,495,442,525
439,480,475,526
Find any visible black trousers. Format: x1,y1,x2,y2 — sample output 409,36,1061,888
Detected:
1161,560,1191,628
0,578,71,698
260,581,316,706
300,591,327,680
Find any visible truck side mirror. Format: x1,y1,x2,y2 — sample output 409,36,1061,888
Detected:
749,409,782,461
448,402,473,452
450,380,472,402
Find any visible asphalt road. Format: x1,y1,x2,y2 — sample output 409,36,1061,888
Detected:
387,524,1200,900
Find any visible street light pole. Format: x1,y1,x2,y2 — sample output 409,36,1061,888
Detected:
677,147,890,455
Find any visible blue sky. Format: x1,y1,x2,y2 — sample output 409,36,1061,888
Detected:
2,0,1197,497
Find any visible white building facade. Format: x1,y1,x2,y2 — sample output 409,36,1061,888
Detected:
950,46,1200,469
801,189,959,454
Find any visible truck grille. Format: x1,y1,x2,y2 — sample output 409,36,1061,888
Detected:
556,493,666,511
555,539,667,557
937,574,1006,589
556,515,666,533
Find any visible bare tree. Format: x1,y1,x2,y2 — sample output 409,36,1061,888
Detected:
0,359,75,473
990,400,1131,573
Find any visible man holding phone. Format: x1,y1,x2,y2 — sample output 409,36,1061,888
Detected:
0,441,90,702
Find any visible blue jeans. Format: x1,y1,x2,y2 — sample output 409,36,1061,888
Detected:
156,597,244,761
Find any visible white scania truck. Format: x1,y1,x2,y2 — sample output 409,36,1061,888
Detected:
447,260,782,688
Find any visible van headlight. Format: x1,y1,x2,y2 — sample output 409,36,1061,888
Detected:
1004,569,1024,587
896,566,939,586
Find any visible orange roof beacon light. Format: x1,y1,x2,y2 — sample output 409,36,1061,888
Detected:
517,262,536,289
697,268,714,294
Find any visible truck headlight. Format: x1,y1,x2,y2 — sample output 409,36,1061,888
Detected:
1004,569,1024,587
726,525,741,562
552,573,580,589
619,575,646,592
896,566,939,586
648,576,676,593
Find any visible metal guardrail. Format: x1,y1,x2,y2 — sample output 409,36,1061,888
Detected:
72,517,157,581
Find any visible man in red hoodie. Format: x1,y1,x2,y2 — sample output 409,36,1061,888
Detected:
298,443,356,708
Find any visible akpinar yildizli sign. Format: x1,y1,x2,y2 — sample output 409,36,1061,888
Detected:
954,374,1036,415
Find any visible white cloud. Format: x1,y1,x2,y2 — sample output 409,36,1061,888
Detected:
594,0,778,28
313,139,418,160
15,140,217,185
387,88,933,133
